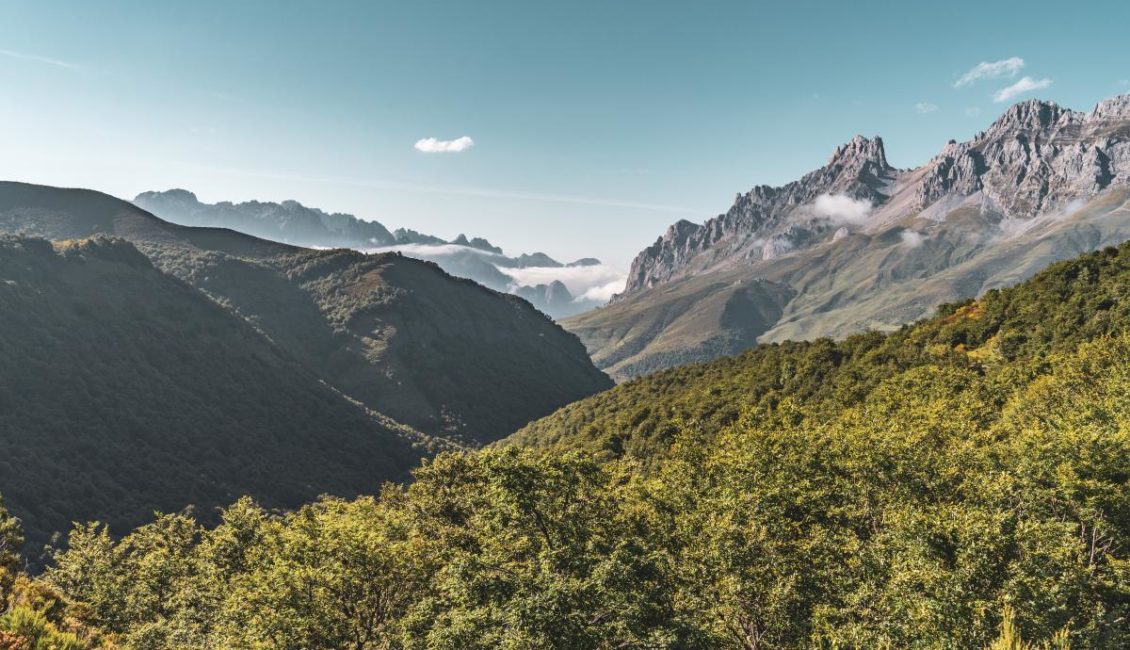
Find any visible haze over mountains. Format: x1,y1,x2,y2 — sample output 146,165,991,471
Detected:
565,94,1130,380
134,189,620,319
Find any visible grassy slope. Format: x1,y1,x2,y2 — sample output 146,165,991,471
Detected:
563,190,1130,381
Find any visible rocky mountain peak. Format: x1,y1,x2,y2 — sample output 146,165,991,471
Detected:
828,135,889,169
986,99,1071,135
1091,94,1130,120
621,93,1130,299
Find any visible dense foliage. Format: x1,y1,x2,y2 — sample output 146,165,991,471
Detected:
3,245,1130,647
510,242,1130,458
0,236,422,555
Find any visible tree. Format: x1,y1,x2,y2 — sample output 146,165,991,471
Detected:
0,495,23,601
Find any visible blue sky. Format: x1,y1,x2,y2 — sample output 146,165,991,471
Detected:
1,1,1127,267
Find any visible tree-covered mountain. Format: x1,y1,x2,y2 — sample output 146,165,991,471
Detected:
0,235,425,556
134,189,614,318
565,95,1130,380
0,181,612,444
7,239,1130,648
512,238,1130,458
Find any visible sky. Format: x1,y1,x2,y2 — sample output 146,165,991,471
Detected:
0,1,1128,268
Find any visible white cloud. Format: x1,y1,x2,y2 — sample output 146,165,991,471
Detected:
496,264,625,302
954,57,1024,87
992,76,1052,103
900,230,925,248
369,242,491,258
964,107,982,118
366,241,626,305
414,136,474,153
577,279,625,303
915,102,939,114
811,194,872,225
0,48,82,70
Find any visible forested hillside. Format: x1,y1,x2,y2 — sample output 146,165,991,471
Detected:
0,181,612,443
0,236,423,555
5,241,1130,648
513,240,1130,457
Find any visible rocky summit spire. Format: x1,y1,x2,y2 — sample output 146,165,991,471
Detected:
828,135,889,169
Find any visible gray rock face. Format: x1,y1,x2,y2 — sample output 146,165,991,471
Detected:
621,95,1130,297
515,280,576,316
572,94,1130,381
915,98,1130,217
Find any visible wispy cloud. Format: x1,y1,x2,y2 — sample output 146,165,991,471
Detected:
914,102,939,114
0,48,82,70
992,76,1052,103
954,57,1024,87
414,136,474,153
899,230,925,248
964,107,982,118
181,163,706,215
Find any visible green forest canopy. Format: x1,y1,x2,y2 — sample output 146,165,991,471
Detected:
7,242,1130,647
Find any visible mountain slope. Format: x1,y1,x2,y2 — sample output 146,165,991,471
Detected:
512,237,1130,457
27,236,1130,649
0,236,422,554
566,95,1130,380
0,181,612,443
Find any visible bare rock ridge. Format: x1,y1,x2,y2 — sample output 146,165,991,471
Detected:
622,96,1130,299
572,94,1130,380
623,134,897,294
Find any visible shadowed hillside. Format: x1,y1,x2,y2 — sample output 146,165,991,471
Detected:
0,181,612,444
0,236,422,555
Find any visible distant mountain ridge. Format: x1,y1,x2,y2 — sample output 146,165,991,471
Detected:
134,189,611,318
0,181,612,444
566,94,1130,380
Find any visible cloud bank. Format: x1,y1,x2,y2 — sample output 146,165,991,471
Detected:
992,76,1052,103
954,57,1024,87
414,136,475,153
496,264,626,303
368,241,625,307
812,194,873,225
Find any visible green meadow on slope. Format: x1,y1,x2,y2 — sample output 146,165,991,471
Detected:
5,242,1130,647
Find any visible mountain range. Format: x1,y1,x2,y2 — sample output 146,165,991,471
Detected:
563,95,1130,380
0,182,611,550
134,189,615,318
